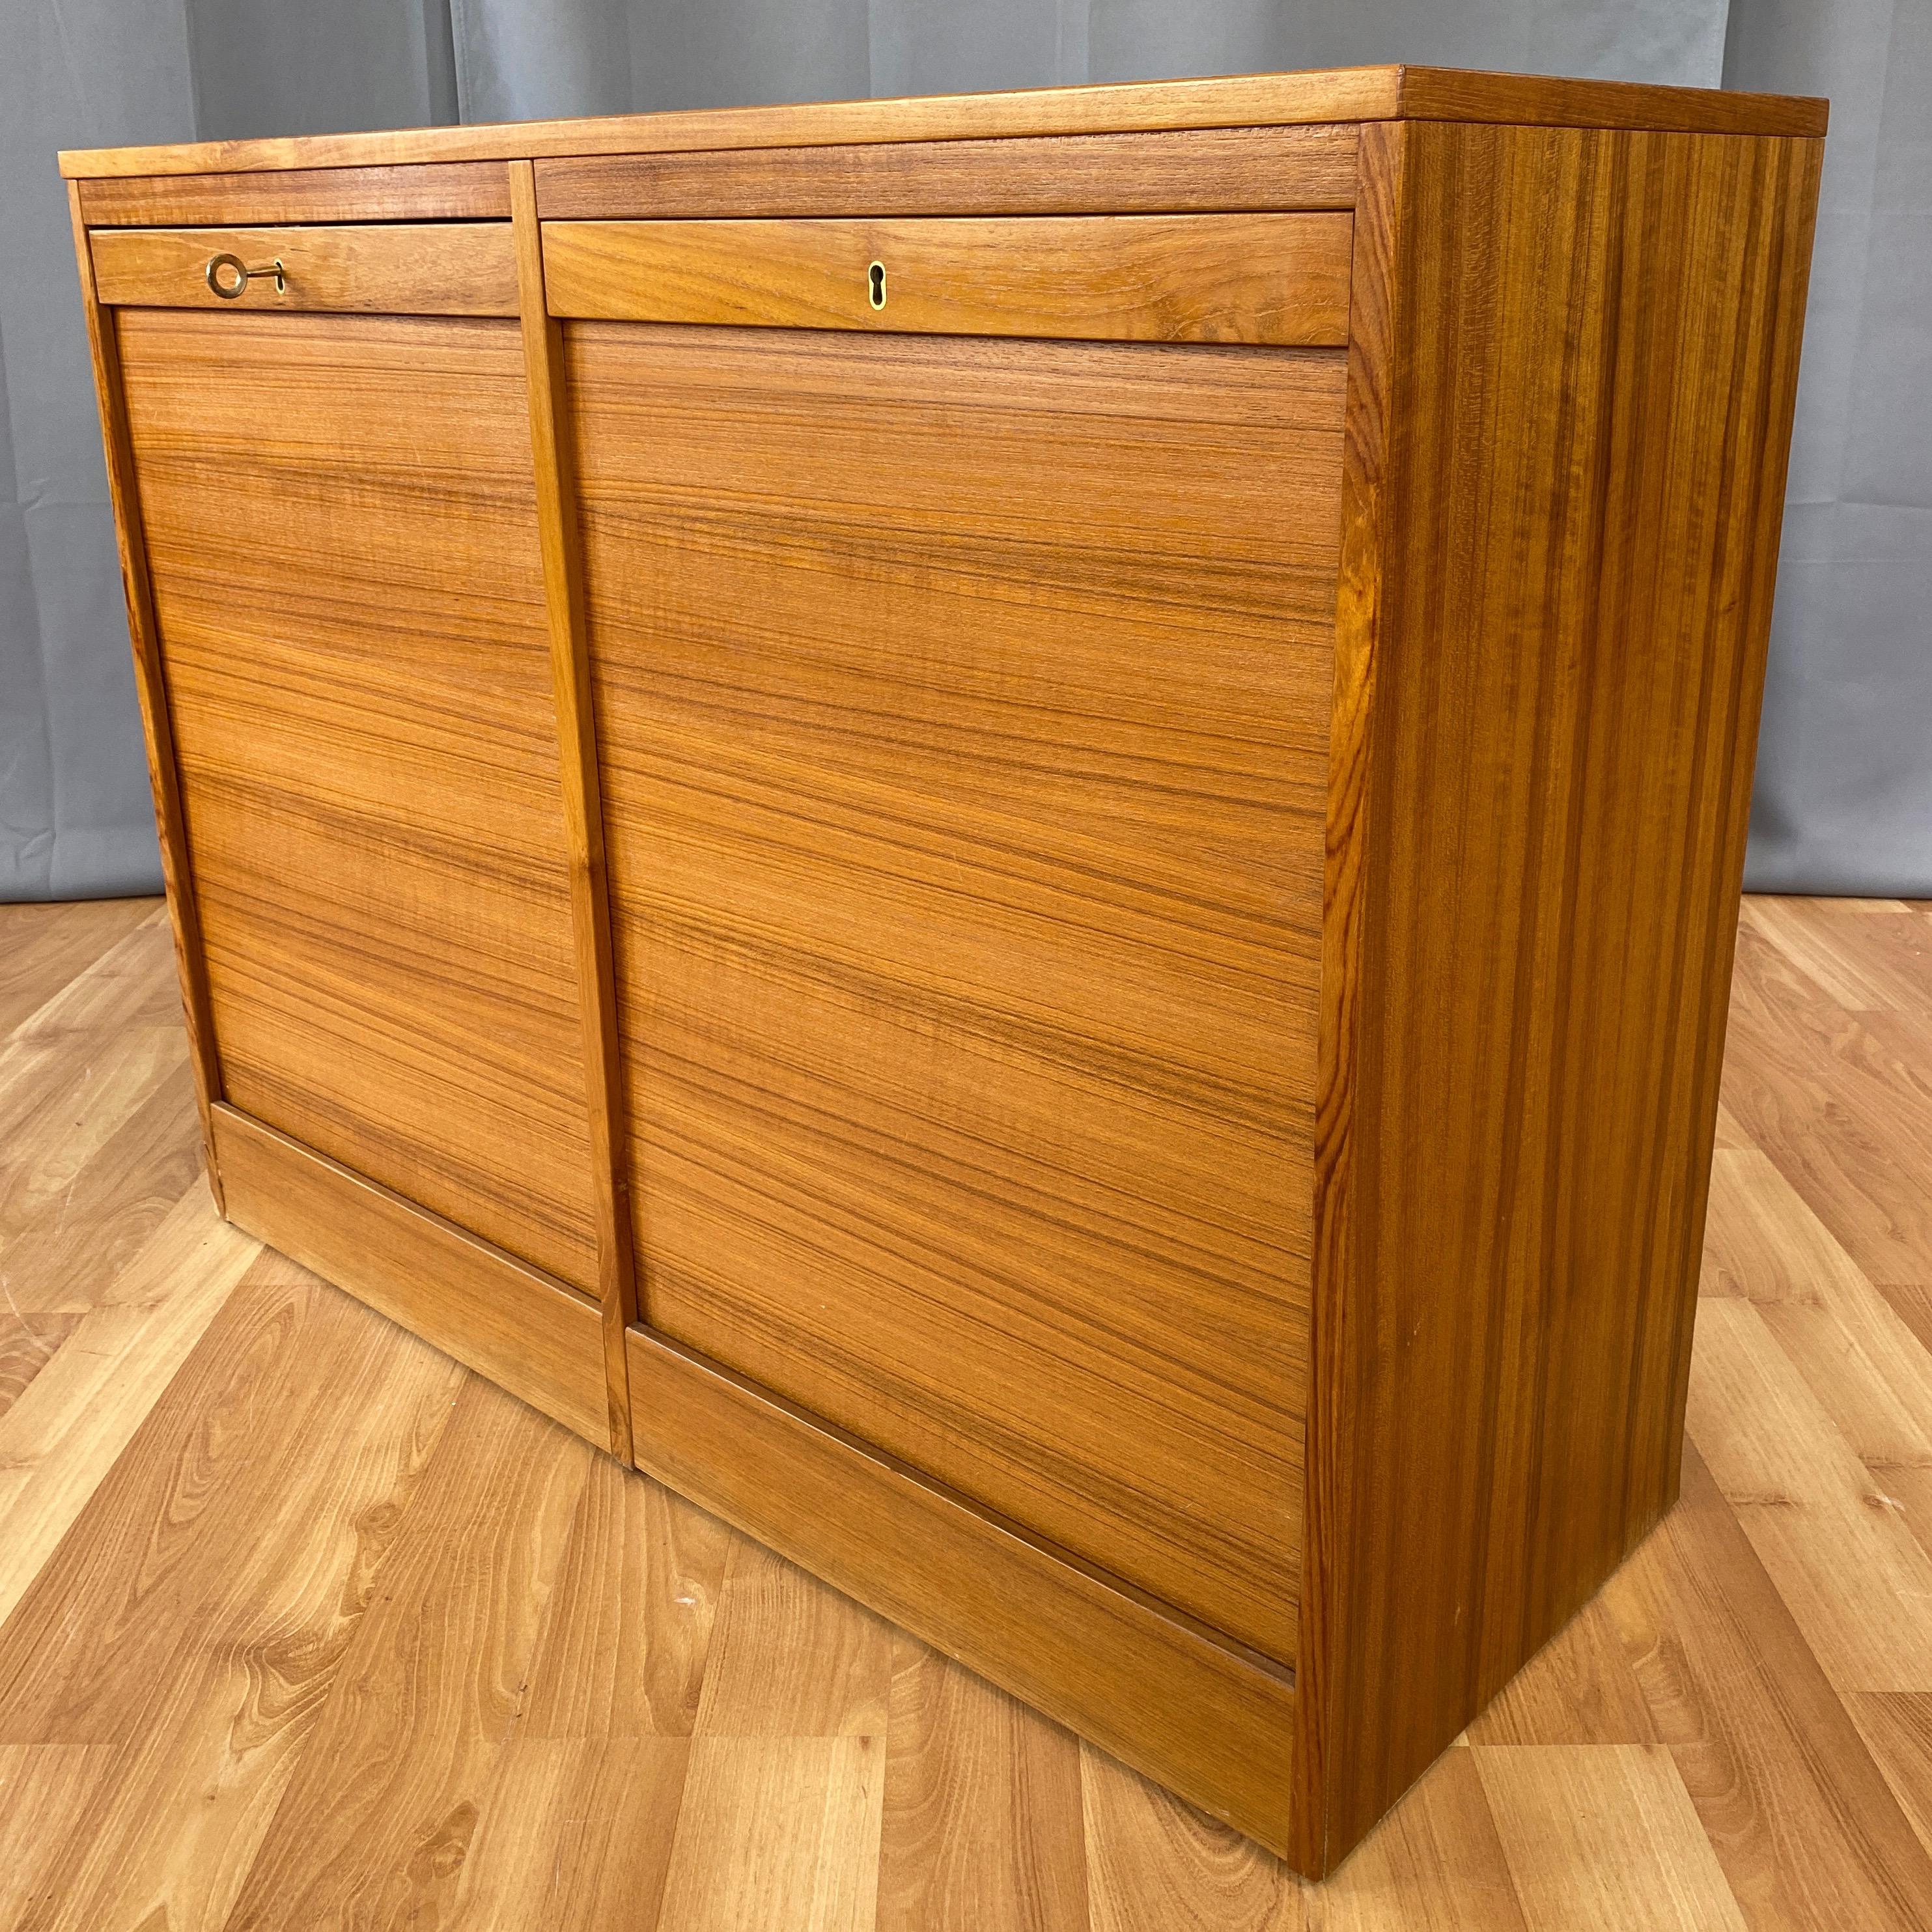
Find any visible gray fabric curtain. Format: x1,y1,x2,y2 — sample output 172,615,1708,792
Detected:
1726,0,1932,893
2,0,1920,900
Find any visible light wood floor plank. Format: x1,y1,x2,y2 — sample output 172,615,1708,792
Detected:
0,1256,464,1931
0,1316,77,1421
219,1375,593,1929
1847,1691,1932,1860
1722,919,1932,1287
1884,1281,1932,1358
1475,1744,1748,1932
0,1059,201,1317
519,1453,732,1739
1604,1444,1932,1931
0,896,155,1041
878,1638,1087,1932
1743,895,1932,1016
1883,1463,1932,1591
1313,1749,1526,1931
0,1020,186,1270
1701,1148,1932,1481
0,1743,120,1929
1857,1007,1932,1280
0,1181,258,1631
1685,1296,1932,1692
1082,1744,1305,1931
0,908,181,1139
0,1255,457,1742
0,911,195,1334
448,1735,690,1930
693,1535,895,1739
658,1735,886,1932
1463,1596,1661,1747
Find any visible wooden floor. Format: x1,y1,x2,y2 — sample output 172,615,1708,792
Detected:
1,895,1931,1928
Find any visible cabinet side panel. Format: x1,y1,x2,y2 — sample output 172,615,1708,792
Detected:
1305,122,1821,1869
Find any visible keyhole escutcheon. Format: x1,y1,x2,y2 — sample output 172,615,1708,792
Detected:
868,260,886,311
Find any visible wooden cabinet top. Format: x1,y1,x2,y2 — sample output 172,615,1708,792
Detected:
61,64,1826,182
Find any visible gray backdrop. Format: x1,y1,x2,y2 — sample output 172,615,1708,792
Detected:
3,0,1923,899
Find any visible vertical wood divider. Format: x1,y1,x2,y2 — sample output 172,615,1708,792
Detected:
1289,116,1406,1879
509,160,639,1462
66,181,227,1214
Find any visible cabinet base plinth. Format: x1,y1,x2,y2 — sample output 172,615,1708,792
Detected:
213,1104,609,1448
624,1323,1298,1858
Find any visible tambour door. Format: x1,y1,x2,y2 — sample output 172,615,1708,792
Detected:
560,215,1347,1665
114,285,602,1293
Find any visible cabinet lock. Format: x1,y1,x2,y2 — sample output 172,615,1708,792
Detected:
205,253,286,299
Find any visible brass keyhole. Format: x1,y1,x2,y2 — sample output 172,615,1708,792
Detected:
868,260,886,311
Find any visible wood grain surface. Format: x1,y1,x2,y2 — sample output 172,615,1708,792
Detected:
58,66,1824,179
533,124,1360,218
543,213,1351,344
3,888,1932,1916
1395,65,1826,134
1293,120,1823,1873
510,161,639,1459
90,222,518,315
64,185,225,1205
0,1024,259,1636
60,87,1835,1879
1,891,1929,1924
878,1639,1087,1929
0,897,152,1039
219,1369,596,1931
571,320,1341,1662
0,1250,466,1931
214,1105,609,1446
115,306,600,1289
626,1324,1298,1852
0,908,195,1328
77,160,512,227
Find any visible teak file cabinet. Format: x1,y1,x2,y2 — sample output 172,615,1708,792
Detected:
64,66,1825,1875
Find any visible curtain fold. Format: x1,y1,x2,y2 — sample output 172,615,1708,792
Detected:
2,0,1919,900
